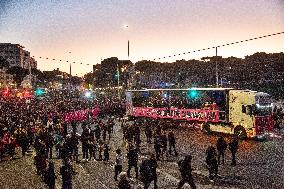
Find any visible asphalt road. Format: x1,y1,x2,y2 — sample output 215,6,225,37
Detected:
72,119,284,189
1,118,284,189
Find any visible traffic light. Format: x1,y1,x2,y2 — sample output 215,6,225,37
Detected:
35,88,44,96
2,88,9,96
187,89,199,99
23,90,31,98
84,90,94,99
84,91,92,98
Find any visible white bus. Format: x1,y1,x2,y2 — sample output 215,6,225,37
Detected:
125,88,274,139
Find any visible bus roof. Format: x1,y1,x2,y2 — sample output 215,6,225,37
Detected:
126,87,234,92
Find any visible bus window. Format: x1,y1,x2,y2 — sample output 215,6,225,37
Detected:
246,105,252,116
242,105,246,113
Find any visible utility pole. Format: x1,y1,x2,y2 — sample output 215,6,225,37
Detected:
128,40,130,58
28,58,32,88
68,52,72,76
117,63,120,99
216,47,219,88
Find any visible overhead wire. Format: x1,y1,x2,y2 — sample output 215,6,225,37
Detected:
151,31,284,61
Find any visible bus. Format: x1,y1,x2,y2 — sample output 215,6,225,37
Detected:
125,88,274,139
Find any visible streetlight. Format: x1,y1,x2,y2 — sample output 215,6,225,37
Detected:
117,63,121,99
215,47,219,88
68,52,72,75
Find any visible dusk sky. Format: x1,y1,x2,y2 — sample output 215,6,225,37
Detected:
0,0,283,76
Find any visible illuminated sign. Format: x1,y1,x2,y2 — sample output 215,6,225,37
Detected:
133,107,219,122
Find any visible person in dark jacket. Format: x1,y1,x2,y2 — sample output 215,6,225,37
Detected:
153,134,162,161
216,136,227,165
70,132,79,163
45,132,54,159
177,155,196,189
81,127,90,161
206,146,218,182
118,172,132,189
126,144,139,178
45,161,57,189
145,124,153,144
34,153,47,176
228,137,239,166
114,149,124,181
168,131,178,156
94,123,101,142
139,154,158,189
160,131,168,159
62,121,68,138
103,143,110,163
60,158,73,189
18,129,29,156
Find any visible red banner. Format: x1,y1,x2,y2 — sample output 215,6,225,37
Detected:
133,107,219,122
64,108,100,122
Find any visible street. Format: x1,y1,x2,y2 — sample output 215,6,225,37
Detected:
1,118,284,189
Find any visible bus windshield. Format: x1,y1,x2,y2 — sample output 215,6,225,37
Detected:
254,104,272,116
254,95,272,116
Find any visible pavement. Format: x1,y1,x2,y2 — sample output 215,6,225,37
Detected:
1,118,284,189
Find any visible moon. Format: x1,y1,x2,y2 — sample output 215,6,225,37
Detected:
124,24,129,29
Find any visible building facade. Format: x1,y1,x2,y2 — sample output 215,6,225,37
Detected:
0,68,14,88
0,43,37,69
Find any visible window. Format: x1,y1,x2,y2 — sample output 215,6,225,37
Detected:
246,105,252,115
242,105,246,113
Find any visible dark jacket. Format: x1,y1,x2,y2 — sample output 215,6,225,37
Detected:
60,164,72,182
139,158,157,182
229,138,239,153
45,163,56,186
118,179,131,189
178,158,193,179
216,137,227,152
127,148,138,165
168,132,176,144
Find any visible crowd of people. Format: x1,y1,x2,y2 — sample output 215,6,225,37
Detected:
0,90,243,189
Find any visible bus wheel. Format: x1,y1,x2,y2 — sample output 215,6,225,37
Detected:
234,126,247,140
202,123,211,135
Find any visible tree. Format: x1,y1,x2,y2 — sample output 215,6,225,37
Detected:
70,76,82,86
83,72,94,84
6,66,29,86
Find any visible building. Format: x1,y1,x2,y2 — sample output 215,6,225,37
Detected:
0,43,37,69
0,68,14,88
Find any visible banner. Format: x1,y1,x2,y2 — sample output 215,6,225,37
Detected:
64,108,100,122
133,107,219,122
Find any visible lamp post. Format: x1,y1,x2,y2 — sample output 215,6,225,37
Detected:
68,52,72,76
215,47,219,88
117,63,121,99
67,52,72,90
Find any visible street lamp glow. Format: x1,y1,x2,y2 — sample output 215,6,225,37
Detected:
84,91,92,98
